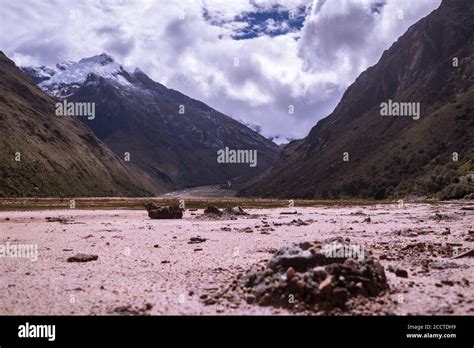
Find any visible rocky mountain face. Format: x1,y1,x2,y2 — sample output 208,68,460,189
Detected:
0,52,154,197
240,0,474,200
24,54,279,193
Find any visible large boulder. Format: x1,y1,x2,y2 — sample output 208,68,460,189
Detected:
145,203,183,219
224,206,248,216
203,205,248,217
204,205,222,216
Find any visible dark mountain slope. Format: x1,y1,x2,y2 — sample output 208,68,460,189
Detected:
0,52,154,197
24,55,279,193
240,0,474,199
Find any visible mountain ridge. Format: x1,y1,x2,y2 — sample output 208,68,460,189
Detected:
240,0,474,200
23,54,279,193
0,51,156,197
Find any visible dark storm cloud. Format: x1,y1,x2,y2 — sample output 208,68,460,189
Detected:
95,25,136,58
164,17,197,54
15,39,69,66
104,36,136,58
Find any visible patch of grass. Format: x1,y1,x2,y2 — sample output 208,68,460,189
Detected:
0,197,441,211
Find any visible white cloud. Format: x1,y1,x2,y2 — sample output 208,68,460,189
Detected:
0,0,441,141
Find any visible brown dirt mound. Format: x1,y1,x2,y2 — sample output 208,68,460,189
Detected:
207,241,390,312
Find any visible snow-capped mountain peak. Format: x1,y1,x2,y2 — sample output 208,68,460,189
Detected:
22,53,132,98
78,53,115,65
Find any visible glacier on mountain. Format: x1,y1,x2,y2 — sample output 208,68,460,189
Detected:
23,53,133,98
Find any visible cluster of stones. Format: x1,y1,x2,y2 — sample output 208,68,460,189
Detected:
239,241,389,311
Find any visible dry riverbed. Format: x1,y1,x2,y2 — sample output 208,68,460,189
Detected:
0,202,473,315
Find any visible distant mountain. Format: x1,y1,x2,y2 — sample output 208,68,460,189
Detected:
240,0,474,200
23,54,279,193
0,52,153,197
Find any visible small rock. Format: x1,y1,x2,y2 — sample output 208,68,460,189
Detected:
246,294,256,304
290,219,309,226
343,258,358,269
441,279,454,286
395,268,408,278
312,266,327,279
441,228,450,235
67,254,98,263
286,267,296,280
258,293,272,306
224,206,248,216
188,236,207,244
319,276,333,294
388,264,408,278
332,287,350,307
204,205,222,216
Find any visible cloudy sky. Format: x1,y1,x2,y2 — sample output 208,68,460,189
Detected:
0,0,441,142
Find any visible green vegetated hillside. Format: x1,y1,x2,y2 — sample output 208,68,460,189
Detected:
0,52,153,197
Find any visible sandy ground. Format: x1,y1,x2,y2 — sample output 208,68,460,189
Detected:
0,203,473,315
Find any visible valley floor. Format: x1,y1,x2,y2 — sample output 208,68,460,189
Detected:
0,202,473,315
